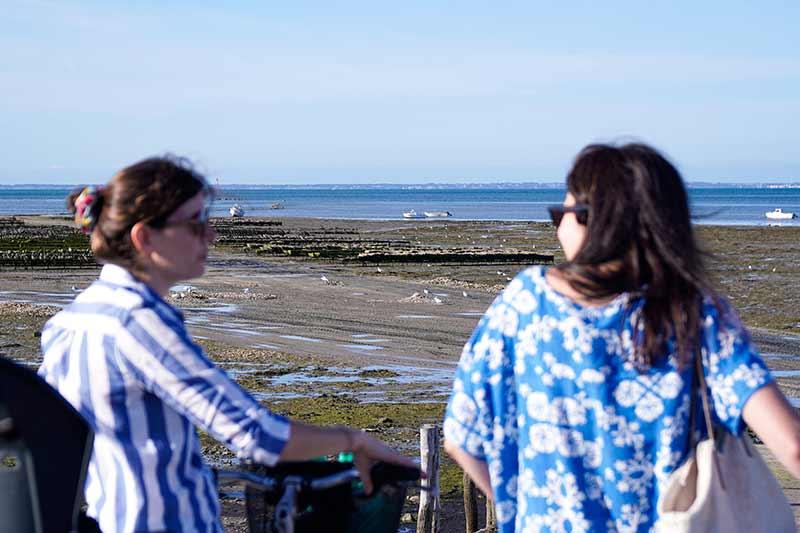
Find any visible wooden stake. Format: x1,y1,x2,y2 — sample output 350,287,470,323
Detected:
416,424,440,533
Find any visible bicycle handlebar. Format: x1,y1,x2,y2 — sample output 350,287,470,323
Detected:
216,469,279,491
309,468,360,490
216,461,421,493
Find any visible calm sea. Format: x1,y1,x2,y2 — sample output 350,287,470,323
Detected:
1,185,799,226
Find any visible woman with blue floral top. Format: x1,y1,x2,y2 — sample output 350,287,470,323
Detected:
443,143,800,532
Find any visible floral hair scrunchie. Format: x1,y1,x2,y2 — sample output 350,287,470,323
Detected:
73,186,105,234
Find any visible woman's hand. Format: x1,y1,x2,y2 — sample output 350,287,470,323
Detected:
348,428,420,494
278,421,420,494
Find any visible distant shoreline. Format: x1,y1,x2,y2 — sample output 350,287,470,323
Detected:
6,213,800,228
2,182,800,189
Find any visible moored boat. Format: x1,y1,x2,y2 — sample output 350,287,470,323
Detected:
402,210,425,219
765,208,796,220
424,211,452,218
229,204,245,217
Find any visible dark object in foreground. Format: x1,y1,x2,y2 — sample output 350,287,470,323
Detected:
218,460,421,533
0,356,94,533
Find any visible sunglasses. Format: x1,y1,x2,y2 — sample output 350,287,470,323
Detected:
150,189,215,237
548,204,589,228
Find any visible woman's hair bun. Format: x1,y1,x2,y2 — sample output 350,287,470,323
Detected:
68,186,106,234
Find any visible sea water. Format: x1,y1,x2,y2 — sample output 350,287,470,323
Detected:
1,185,799,226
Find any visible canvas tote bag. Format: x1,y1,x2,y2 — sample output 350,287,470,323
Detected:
655,355,796,532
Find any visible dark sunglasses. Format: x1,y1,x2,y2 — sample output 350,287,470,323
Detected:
548,204,589,228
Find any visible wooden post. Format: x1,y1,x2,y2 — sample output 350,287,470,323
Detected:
463,473,478,533
417,424,440,533
485,497,496,532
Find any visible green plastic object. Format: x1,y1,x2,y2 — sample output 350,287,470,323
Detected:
337,452,353,463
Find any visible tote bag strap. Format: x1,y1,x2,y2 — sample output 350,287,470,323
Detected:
693,353,716,447
694,352,728,489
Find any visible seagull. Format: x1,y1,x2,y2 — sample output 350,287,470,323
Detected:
433,297,442,304
321,275,331,284
462,291,469,298
506,276,512,281
71,285,80,292
497,271,506,276
423,289,430,295
772,267,777,272
748,265,752,270
376,267,383,273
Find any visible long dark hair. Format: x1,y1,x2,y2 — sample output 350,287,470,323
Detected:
557,143,719,368
66,155,207,270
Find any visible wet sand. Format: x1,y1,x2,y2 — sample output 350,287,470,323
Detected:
2,216,800,531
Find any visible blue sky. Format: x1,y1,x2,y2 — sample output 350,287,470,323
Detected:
1,1,798,184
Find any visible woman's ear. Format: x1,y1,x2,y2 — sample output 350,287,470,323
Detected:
130,221,154,257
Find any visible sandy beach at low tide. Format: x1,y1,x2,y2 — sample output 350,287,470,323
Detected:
2,216,800,531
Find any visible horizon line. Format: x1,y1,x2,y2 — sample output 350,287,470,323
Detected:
1,180,800,188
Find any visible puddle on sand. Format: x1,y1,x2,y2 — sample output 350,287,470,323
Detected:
225,362,456,403
771,370,800,378
221,327,263,337
453,312,484,317
761,352,799,360
183,303,239,314
340,344,385,351
251,343,281,350
0,292,71,308
279,334,323,343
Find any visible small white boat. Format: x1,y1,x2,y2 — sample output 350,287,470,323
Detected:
229,204,245,217
765,208,796,220
424,211,452,218
402,210,425,219
270,202,284,210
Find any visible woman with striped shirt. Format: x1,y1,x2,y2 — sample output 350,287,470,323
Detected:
39,156,415,533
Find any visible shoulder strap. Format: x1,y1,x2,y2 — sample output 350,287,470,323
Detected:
694,352,716,447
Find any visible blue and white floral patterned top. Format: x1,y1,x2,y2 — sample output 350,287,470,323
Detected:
444,266,772,533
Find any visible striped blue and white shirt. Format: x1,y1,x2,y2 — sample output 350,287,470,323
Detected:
39,264,290,533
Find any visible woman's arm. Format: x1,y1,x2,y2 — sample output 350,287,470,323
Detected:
444,439,492,496
743,382,800,478
117,307,416,487
280,421,418,494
